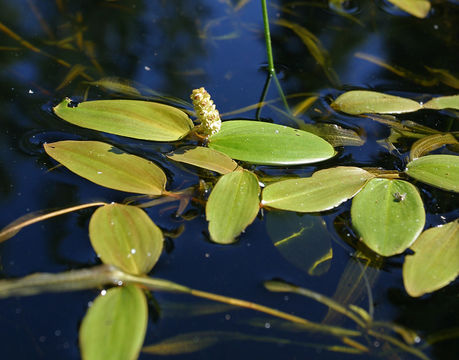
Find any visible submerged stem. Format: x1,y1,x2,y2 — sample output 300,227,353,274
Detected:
189,288,360,337
0,201,107,243
0,266,429,358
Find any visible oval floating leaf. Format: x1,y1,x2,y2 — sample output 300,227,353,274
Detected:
331,91,422,115
423,95,459,110
387,0,430,18
167,146,238,174
54,98,194,141
208,120,335,165
262,167,374,212
44,140,166,195
89,203,163,275
266,211,332,276
403,220,459,297
351,178,425,256
206,169,260,244
405,155,459,192
80,285,148,360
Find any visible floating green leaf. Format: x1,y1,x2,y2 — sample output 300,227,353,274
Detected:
405,155,459,192
167,146,238,174
53,98,194,141
331,91,422,115
423,95,459,110
262,167,374,212
80,285,147,360
89,203,163,275
409,134,459,161
266,211,332,276
208,120,335,165
403,220,459,297
351,179,425,256
268,105,364,147
387,0,431,18
44,140,166,195
206,169,260,244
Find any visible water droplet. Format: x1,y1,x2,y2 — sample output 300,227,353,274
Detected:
101,289,107,296
131,248,136,254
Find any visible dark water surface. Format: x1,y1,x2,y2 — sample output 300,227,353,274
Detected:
0,1,458,359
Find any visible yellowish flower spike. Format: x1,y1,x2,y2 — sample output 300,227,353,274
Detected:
191,87,221,136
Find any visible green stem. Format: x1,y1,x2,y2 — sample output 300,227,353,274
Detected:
260,0,290,114
261,0,275,75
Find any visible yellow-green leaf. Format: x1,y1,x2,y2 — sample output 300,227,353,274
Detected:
53,98,194,141
405,155,459,192
331,91,422,115
403,220,459,297
387,0,431,18
423,95,459,110
80,285,148,360
409,134,459,161
208,120,335,165
262,167,374,212
44,140,166,195
89,204,163,275
351,179,425,256
167,146,238,174
206,169,260,244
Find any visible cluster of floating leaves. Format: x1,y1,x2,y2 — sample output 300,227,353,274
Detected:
1,85,457,359
0,1,458,359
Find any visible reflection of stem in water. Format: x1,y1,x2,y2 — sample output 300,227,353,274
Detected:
0,21,93,80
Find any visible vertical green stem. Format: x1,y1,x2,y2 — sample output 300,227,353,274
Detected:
261,0,275,75
260,0,290,114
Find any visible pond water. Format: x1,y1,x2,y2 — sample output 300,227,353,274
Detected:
0,1,458,359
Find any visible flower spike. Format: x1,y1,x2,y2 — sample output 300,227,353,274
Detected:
191,87,221,136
